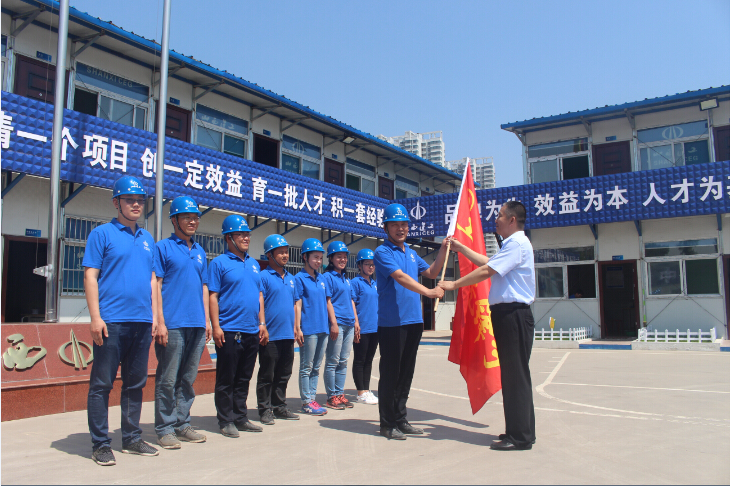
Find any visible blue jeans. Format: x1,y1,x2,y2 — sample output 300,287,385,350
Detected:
88,322,152,450
299,333,328,403
154,327,206,437
324,324,355,399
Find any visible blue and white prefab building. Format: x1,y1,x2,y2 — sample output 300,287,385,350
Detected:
0,0,463,327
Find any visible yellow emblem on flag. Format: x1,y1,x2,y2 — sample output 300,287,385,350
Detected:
467,287,500,369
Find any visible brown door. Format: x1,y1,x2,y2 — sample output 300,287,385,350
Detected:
421,189,433,197
715,126,730,162
253,134,279,169
13,54,69,105
598,261,640,338
324,158,344,186
2,236,48,323
379,176,394,200
593,141,631,176
155,102,191,142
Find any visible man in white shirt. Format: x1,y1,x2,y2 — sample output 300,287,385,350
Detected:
439,201,536,451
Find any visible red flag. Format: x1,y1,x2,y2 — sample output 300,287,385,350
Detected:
447,161,501,414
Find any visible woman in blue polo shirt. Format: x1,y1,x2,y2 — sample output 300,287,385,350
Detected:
322,241,360,410
350,249,379,405
294,238,329,416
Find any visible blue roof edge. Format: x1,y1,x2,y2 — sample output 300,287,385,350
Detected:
18,0,463,183
501,86,730,131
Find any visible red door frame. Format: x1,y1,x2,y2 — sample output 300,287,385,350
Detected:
597,260,640,339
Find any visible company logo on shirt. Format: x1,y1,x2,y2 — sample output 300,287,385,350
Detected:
410,253,415,262
320,282,325,290
197,254,203,264
252,266,259,273
143,240,151,252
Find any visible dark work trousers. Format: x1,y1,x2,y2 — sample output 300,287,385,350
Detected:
256,339,295,414
352,332,379,390
214,331,258,427
490,303,536,447
377,323,422,428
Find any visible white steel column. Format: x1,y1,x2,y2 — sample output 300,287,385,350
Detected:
154,0,172,241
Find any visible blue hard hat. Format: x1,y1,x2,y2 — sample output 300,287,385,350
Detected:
383,203,409,223
264,234,289,254
301,238,324,255
356,249,375,263
327,241,349,257
221,215,251,235
112,176,146,198
169,196,201,218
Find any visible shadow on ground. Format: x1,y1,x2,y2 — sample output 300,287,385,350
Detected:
49,424,159,458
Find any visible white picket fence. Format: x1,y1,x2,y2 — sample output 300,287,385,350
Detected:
637,327,717,343
534,327,593,341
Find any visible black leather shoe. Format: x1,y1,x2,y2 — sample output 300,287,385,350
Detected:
397,421,424,435
235,420,263,432
499,434,536,445
490,439,532,451
274,408,300,420
380,427,406,440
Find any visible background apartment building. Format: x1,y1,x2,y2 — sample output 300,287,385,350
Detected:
379,130,445,166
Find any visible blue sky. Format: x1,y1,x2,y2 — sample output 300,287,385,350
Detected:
68,0,730,188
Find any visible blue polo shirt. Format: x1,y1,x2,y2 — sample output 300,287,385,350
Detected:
294,270,329,336
82,218,155,324
487,231,536,305
154,234,208,329
350,276,378,335
374,240,430,328
261,267,296,341
207,251,261,333
323,270,355,327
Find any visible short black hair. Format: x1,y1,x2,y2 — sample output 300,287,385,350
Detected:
503,201,526,229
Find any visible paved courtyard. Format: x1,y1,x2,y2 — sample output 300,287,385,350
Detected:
2,342,729,484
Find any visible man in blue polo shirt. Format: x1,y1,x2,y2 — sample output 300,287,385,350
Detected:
208,215,268,438
256,234,299,425
83,175,160,466
153,196,211,450
374,203,448,440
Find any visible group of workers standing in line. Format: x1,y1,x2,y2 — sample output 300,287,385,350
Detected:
82,175,536,466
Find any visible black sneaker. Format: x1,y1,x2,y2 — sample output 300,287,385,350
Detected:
380,426,406,440
92,446,116,466
121,440,159,456
273,408,300,420
397,421,424,435
260,409,275,425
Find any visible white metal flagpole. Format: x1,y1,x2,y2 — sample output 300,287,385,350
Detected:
154,0,171,242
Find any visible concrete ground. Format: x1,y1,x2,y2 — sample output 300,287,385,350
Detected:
2,343,729,484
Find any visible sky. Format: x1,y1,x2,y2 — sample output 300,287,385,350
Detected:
67,0,730,188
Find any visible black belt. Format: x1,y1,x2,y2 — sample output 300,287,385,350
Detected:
491,302,530,311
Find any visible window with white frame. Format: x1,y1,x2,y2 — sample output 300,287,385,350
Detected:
534,246,596,299
395,175,419,199
1,35,8,90
195,104,248,158
73,62,149,130
345,158,376,196
527,138,590,184
281,134,321,180
638,120,710,171
644,238,719,296
62,215,111,296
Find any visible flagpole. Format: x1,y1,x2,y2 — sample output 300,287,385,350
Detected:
434,159,472,312
433,240,451,312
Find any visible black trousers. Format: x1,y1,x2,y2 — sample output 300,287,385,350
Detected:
256,339,294,413
214,331,258,427
352,332,379,390
377,323,422,428
490,303,536,447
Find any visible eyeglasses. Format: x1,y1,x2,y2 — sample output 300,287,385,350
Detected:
178,215,200,222
120,197,145,206
230,233,251,239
